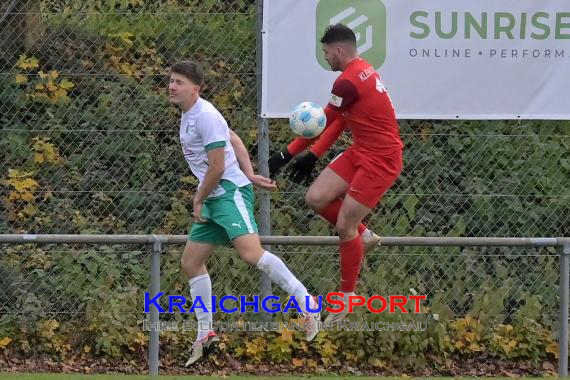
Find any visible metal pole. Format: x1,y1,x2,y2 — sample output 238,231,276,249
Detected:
559,243,569,377
0,234,560,247
255,0,272,321
3,234,565,248
149,236,162,376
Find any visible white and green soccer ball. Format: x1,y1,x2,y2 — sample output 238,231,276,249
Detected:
289,102,326,138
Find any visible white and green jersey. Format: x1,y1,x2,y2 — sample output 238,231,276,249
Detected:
179,97,250,198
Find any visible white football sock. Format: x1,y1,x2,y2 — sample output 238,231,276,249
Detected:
342,291,356,302
189,273,213,341
361,228,373,239
256,251,313,312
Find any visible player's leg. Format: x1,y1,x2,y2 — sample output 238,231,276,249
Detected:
324,194,372,324
183,218,228,366
208,184,315,307
325,149,403,323
232,233,312,304
232,233,320,341
336,194,373,287
219,184,321,341
305,151,380,252
304,166,349,211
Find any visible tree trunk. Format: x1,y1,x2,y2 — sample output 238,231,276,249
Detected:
0,0,43,69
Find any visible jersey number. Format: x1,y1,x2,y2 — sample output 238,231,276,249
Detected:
375,78,395,110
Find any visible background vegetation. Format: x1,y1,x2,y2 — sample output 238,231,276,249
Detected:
0,0,568,374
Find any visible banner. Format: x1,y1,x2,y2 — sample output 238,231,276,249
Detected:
261,0,570,119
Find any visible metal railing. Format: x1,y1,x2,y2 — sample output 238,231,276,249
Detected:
1,234,568,376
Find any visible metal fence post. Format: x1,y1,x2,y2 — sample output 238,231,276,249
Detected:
255,0,272,321
559,242,569,378
149,235,163,376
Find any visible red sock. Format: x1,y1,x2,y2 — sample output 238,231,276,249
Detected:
339,235,364,293
318,199,367,235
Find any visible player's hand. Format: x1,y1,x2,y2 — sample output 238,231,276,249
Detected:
249,174,278,191
268,149,293,177
289,151,318,185
192,200,207,223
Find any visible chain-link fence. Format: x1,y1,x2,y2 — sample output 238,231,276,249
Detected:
1,0,569,376
1,1,568,238
0,236,568,375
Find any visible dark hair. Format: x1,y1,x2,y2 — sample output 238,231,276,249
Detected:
320,23,357,46
170,60,204,86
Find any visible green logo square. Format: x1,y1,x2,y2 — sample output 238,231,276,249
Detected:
316,0,387,70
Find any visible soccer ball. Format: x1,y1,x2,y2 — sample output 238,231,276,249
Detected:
289,102,326,138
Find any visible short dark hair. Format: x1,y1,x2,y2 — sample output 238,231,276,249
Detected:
170,60,204,86
320,23,357,46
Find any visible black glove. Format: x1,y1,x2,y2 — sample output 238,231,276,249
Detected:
289,151,318,185
268,149,293,177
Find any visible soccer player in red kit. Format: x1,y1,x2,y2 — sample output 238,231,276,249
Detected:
268,24,403,323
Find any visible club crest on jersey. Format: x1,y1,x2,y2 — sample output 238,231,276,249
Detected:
185,121,195,134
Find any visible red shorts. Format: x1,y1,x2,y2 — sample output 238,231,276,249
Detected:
327,147,403,209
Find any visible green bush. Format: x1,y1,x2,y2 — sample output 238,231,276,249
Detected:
0,0,567,372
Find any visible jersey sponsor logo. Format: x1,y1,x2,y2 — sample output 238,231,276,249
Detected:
329,93,343,107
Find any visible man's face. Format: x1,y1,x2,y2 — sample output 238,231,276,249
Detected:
169,72,200,108
322,43,342,71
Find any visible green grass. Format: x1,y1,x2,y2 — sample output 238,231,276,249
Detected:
0,375,384,380
0,375,551,380
0,375,396,380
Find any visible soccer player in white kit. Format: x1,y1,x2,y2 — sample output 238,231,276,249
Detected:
168,61,320,366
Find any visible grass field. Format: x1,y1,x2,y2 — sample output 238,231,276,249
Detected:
0,375,550,380
0,375,411,380
0,375,390,380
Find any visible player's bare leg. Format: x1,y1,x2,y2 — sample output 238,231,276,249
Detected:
305,167,349,210
181,240,213,278
306,167,381,252
232,234,321,341
325,195,372,324
181,241,220,366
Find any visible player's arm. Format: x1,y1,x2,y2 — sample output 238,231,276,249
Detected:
268,108,342,177
287,104,344,155
192,113,228,221
229,129,276,190
308,114,346,157
229,129,254,178
193,145,225,222
286,117,346,184
269,79,358,179
288,80,359,184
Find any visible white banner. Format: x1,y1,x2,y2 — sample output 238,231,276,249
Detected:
262,0,570,119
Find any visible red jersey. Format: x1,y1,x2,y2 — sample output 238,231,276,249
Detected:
288,57,402,157
326,57,402,153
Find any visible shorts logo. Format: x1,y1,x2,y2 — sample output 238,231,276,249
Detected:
316,0,387,70
232,222,242,228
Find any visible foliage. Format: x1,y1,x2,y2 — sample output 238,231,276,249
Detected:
0,0,568,373
0,245,563,369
